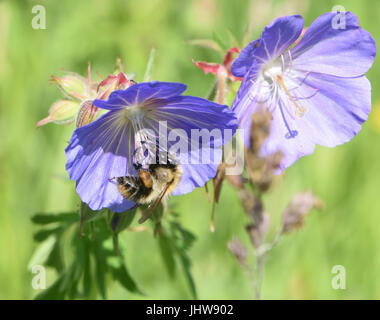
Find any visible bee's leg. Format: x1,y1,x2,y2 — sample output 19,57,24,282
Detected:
108,177,118,184
133,162,142,170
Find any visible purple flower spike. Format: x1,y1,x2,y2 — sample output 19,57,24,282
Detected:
231,12,376,170
65,81,237,212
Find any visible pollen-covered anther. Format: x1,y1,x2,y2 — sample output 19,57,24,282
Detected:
276,75,306,117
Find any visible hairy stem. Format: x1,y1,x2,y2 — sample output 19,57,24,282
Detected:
255,253,265,300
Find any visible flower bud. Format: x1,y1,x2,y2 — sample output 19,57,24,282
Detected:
228,238,247,267
76,100,98,128
282,191,324,233
97,72,135,99
36,99,79,128
50,74,88,100
246,214,269,249
249,107,272,155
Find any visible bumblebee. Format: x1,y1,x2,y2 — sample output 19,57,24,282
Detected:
113,153,182,223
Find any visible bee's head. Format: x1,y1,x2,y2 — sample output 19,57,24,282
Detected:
154,166,176,183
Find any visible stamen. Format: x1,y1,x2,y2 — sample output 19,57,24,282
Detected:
287,51,293,72
276,75,306,117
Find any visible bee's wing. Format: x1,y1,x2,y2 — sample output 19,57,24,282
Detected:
138,182,171,224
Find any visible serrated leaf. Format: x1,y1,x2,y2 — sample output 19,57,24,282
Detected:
169,222,197,298
171,222,196,250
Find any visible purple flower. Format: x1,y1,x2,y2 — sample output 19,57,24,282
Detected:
231,12,376,170
65,81,237,212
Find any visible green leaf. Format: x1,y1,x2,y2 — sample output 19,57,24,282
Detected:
31,212,78,225
80,202,105,223
171,222,196,250
35,275,66,300
169,222,197,299
74,235,92,298
158,233,177,278
93,242,107,299
114,210,136,234
212,31,228,52
82,250,92,298
111,261,144,295
226,28,240,48
179,253,197,299
45,239,65,272
33,227,62,242
186,39,224,54
28,236,56,270
143,48,156,82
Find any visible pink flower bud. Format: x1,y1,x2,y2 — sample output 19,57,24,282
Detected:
97,72,135,100
76,100,98,128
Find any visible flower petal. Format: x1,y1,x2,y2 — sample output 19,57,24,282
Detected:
291,12,376,77
148,96,237,194
65,111,136,211
231,40,260,77
66,82,238,211
232,15,304,78
239,72,371,170
150,96,237,149
94,82,187,111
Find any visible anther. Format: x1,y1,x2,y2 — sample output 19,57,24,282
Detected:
276,75,306,117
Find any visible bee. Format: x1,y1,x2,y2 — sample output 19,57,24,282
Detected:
113,156,182,223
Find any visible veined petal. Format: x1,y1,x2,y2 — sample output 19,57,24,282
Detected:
66,111,136,211
231,40,260,77
145,96,237,194
239,72,371,170
232,15,304,78
94,82,187,111
150,96,237,148
173,163,220,196
288,72,371,148
231,61,266,120
291,12,376,77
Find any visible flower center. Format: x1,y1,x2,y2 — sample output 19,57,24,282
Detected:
123,105,145,124
254,53,308,139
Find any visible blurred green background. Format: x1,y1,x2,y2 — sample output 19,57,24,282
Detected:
1,0,380,299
